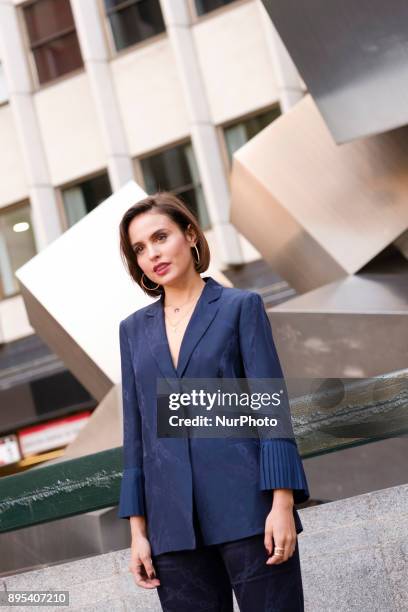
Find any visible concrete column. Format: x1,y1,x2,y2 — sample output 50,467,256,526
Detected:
257,1,304,112
70,0,134,190
0,0,63,250
159,0,243,266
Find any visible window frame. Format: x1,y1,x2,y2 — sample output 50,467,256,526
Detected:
101,0,167,57
19,0,84,89
0,199,36,301
137,138,210,230
219,103,281,171
188,0,250,23
58,170,113,231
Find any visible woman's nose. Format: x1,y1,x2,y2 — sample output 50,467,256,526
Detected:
148,245,160,259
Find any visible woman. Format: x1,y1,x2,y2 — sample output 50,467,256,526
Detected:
117,192,310,612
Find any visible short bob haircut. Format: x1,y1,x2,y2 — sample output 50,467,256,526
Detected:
119,191,211,298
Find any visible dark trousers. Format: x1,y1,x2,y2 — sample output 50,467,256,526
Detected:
152,500,305,612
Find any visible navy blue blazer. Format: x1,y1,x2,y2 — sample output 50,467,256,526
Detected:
117,275,309,556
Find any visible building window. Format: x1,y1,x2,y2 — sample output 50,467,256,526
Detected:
140,142,210,230
0,203,36,299
0,62,8,104
194,0,237,16
62,173,112,228
23,0,83,85
223,106,281,164
104,0,165,51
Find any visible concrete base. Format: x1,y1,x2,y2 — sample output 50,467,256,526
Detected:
2,484,407,611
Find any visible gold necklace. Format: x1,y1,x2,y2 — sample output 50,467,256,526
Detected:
164,294,199,314
164,284,205,314
165,301,197,333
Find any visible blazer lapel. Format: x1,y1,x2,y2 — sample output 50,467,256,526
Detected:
144,276,223,382
176,277,223,378
144,300,177,383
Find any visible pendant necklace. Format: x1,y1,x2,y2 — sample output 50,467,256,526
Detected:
165,301,197,333
165,294,198,314
164,284,205,317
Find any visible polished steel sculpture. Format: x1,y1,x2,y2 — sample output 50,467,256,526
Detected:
231,95,408,295
269,272,408,378
262,0,408,143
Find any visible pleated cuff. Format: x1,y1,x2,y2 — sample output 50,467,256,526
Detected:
117,467,146,519
260,439,310,505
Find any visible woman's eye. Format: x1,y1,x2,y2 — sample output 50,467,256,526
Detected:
133,235,166,254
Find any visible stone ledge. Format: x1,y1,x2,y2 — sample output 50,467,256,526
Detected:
2,484,407,611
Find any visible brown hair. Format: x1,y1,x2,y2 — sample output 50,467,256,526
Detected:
119,191,211,297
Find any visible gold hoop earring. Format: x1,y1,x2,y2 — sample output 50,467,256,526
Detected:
141,273,160,290
192,244,200,266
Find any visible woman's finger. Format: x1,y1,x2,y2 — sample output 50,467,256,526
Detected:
264,529,273,555
267,541,286,565
131,562,161,589
141,556,157,580
267,536,295,565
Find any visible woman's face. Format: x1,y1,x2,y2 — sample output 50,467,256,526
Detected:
128,211,196,286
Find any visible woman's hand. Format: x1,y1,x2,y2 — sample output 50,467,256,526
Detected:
129,535,161,589
264,489,297,565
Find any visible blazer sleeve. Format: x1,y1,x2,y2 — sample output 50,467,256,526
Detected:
117,319,146,519
238,292,310,505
